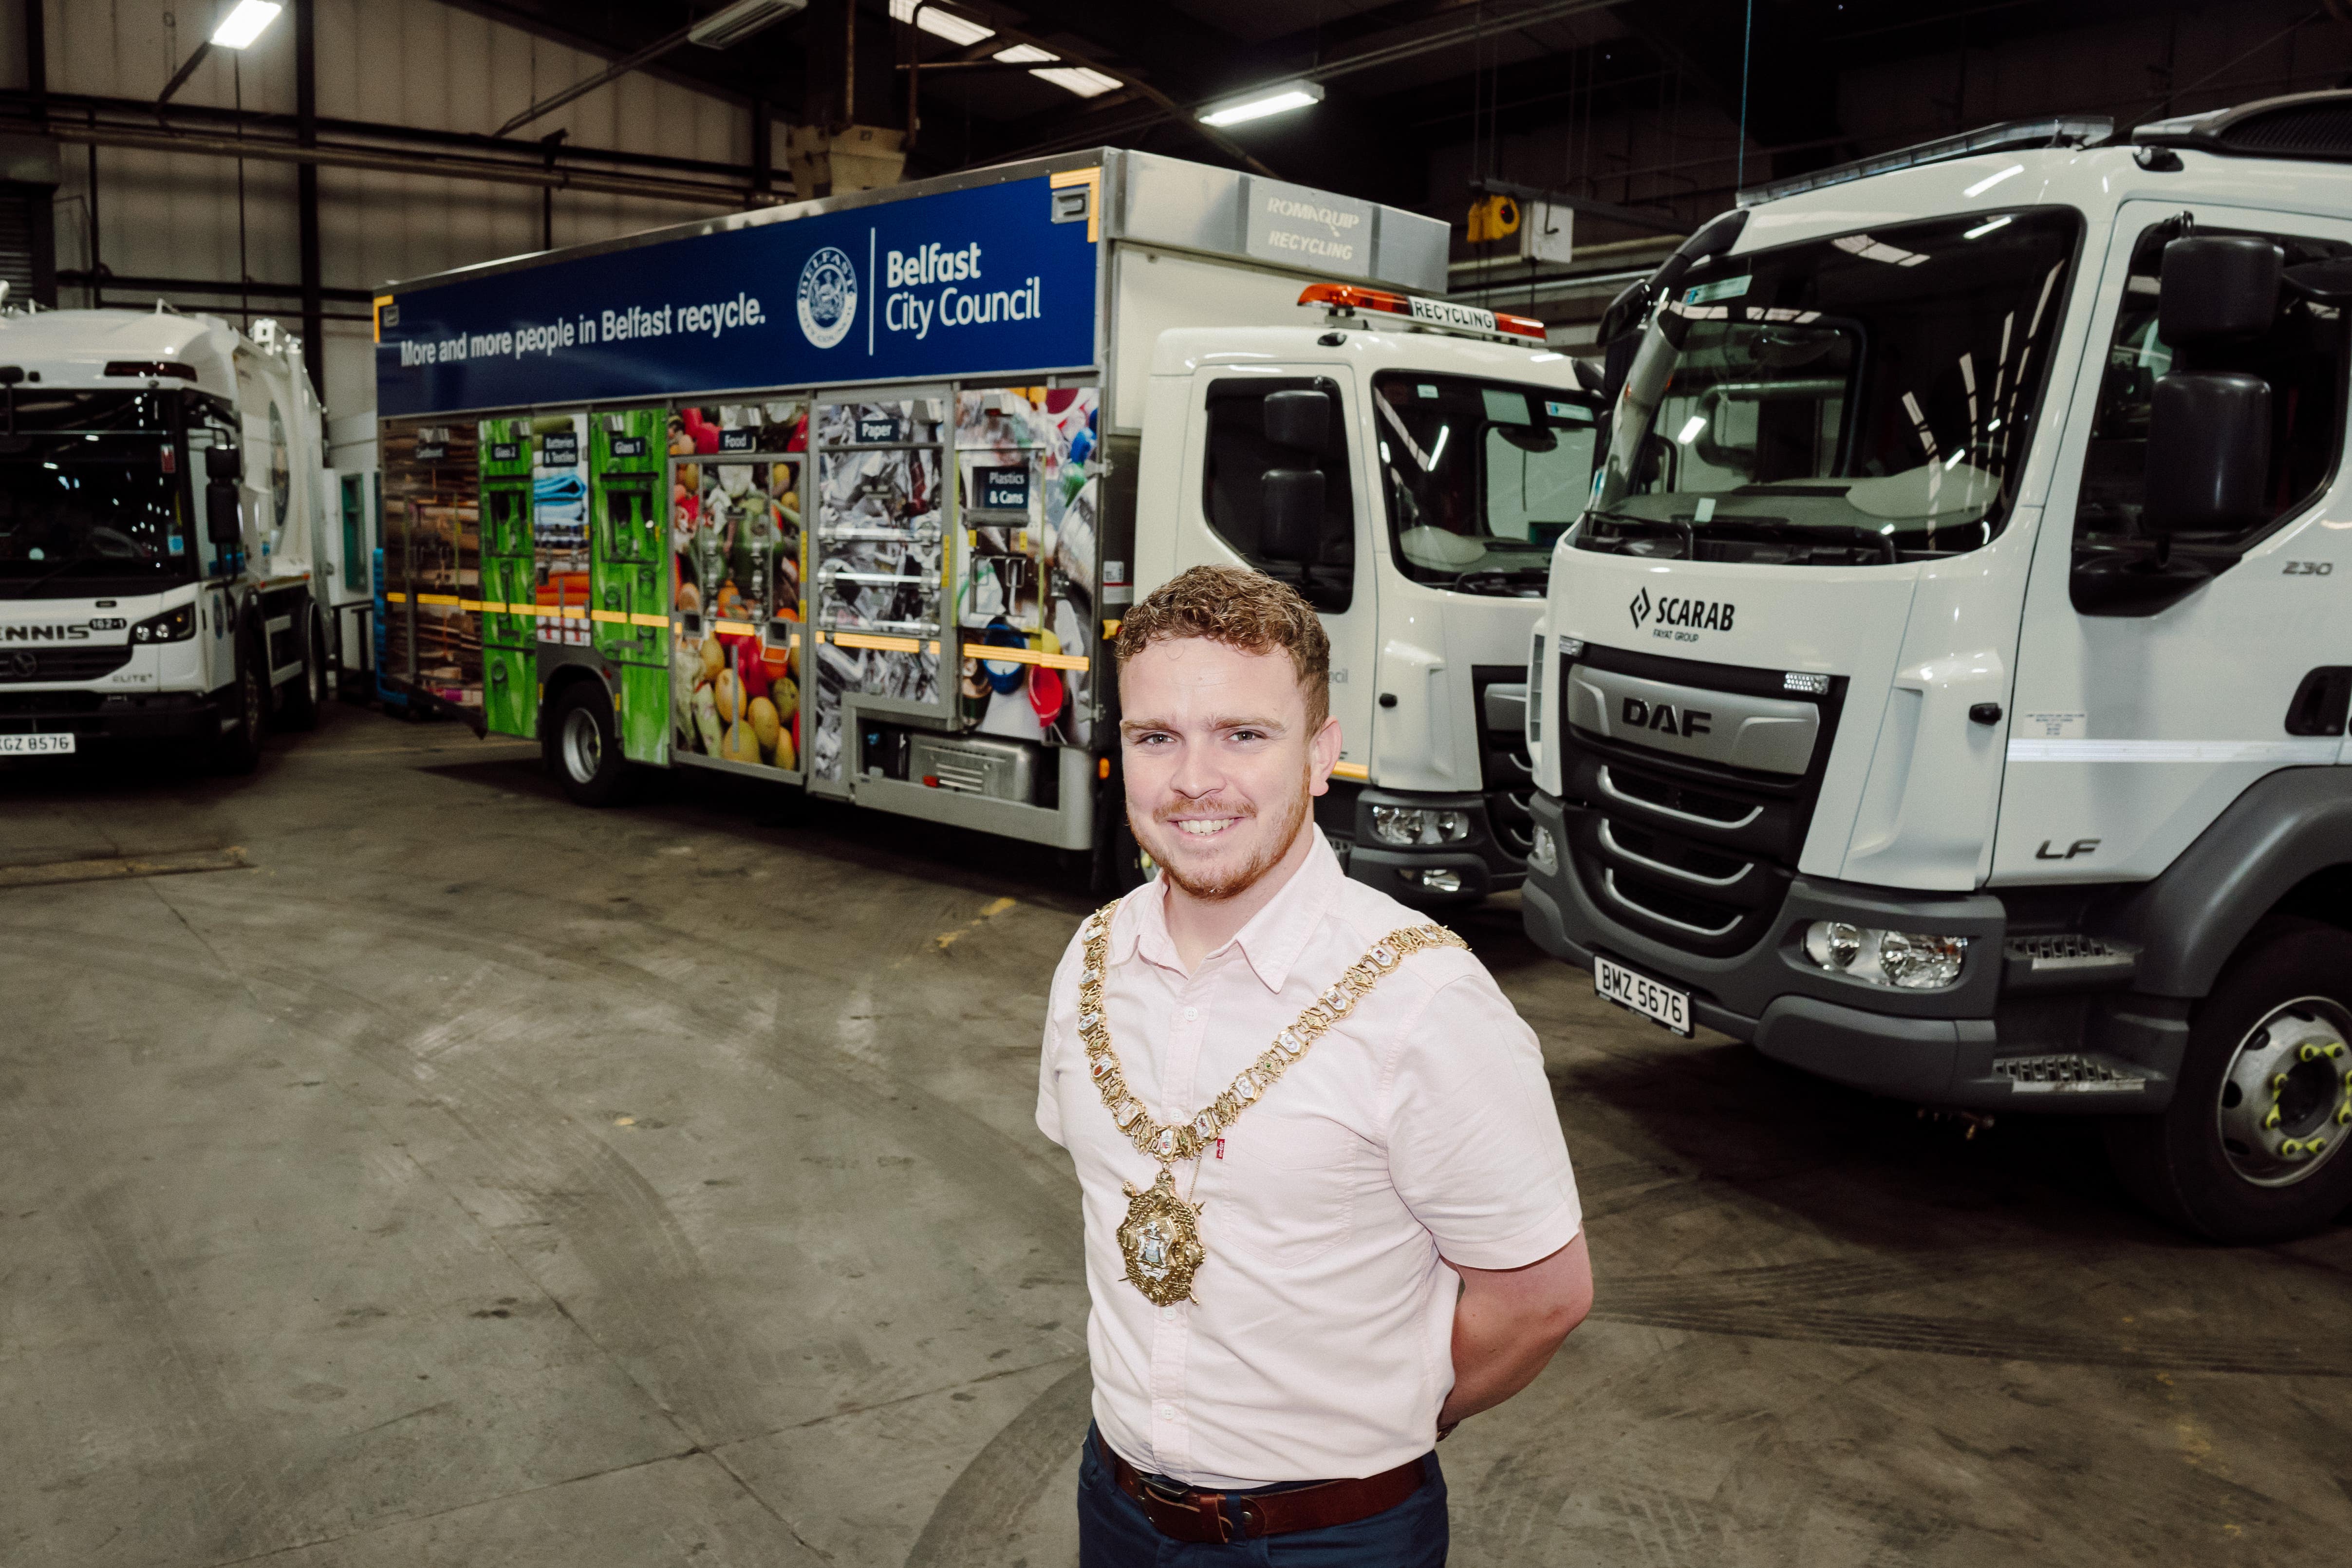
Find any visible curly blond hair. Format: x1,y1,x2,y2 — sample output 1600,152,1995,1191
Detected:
1113,565,1330,726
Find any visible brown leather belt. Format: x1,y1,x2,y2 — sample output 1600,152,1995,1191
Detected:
1098,1432,1426,1545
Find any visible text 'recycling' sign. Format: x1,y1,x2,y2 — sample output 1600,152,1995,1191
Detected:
377,173,1100,417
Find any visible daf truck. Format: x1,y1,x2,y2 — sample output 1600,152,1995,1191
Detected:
373,148,1600,902
1525,93,2352,1242
0,306,347,770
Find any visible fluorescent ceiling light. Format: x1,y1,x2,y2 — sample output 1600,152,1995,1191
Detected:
1032,65,1120,97
1199,79,1324,128
210,0,283,49
1962,163,2025,199
892,1,995,47
993,42,1056,63
1676,415,1708,445
688,0,806,50
1963,214,2014,241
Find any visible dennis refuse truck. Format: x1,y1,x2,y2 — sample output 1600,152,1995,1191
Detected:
373,148,1602,902
1526,93,2352,1240
0,304,348,770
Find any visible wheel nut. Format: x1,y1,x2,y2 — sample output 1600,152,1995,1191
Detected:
2263,1106,2283,1130
2272,1072,2291,1096
2281,1139,2307,1157
2301,1043,2325,1062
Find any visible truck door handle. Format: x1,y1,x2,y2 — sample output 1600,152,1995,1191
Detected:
2285,667,2352,735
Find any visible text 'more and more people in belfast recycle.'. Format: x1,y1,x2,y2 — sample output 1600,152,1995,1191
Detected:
1038,564,1592,1561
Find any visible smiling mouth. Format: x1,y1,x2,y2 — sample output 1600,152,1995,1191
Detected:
1172,817,1242,839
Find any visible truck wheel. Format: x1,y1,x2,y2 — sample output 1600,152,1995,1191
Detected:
213,634,267,775
2105,921,2352,1242
552,682,635,806
278,609,327,731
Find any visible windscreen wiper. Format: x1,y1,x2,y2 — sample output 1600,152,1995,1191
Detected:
4,549,96,597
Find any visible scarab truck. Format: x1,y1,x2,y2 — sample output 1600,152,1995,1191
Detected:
1524,93,2352,1240
0,306,346,769
373,149,1603,903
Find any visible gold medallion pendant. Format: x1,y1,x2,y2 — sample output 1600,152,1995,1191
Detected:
1076,903,1465,1307
1117,1168,1206,1307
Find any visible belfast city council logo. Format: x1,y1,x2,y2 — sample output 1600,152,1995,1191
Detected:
796,246,859,349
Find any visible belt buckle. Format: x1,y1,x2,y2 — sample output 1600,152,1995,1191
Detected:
1139,1475,1234,1544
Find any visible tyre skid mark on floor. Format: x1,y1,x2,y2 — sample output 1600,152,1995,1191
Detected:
1588,1300,2352,1376
900,1362,1094,1568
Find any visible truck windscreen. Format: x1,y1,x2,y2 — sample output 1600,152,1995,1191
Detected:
0,392,194,597
1375,372,1597,596
1581,206,2082,565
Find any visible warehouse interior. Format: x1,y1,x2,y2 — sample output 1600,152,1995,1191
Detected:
5,1,2352,1565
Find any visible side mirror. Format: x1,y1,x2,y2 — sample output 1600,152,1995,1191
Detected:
2160,236,2280,344
2144,373,2271,536
205,445,243,482
1262,390,1330,452
206,481,243,547
1259,469,1325,563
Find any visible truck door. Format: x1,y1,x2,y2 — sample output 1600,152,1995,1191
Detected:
1178,372,1376,773
2006,201,2352,882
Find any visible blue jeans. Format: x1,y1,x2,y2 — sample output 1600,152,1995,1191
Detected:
1077,1425,1448,1567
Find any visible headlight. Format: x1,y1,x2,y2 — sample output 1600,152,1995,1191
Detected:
131,604,196,643
1368,806,1473,847
1803,920,1968,989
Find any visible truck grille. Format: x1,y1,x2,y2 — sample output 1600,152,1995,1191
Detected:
0,646,132,683
1556,643,1845,956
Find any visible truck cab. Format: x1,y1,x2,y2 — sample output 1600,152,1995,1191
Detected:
1525,93,2352,1240
0,307,341,770
1139,291,1601,904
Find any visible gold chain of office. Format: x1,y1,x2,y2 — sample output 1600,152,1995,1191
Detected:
1075,900,1467,1305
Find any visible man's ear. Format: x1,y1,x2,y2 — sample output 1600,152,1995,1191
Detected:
1307,713,1343,797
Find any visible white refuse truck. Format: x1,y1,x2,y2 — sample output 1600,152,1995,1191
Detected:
373,148,1601,901
1522,93,2352,1241
0,305,348,770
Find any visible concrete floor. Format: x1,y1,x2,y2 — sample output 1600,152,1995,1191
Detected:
4,703,2349,1568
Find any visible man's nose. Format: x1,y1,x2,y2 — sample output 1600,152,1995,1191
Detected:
1167,741,1226,799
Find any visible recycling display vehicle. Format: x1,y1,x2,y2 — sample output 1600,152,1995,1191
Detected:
0,306,352,769
1523,92,2352,1240
373,148,1601,902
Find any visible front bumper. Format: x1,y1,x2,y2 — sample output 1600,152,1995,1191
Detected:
0,688,231,743
1343,787,1526,908
1523,791,2183,1112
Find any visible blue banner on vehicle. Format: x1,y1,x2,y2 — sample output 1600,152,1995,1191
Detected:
377,173,1099,417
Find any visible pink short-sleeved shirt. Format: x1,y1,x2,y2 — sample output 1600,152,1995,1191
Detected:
1036,829,1582,1488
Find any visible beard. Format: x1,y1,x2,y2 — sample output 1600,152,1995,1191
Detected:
1132,763,1314,903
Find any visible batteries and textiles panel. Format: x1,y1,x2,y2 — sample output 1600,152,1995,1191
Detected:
808,396,950,787
477,419,535,737
380,416,481,711
590,408,669,763
668,401,806,778
953,387,1100,750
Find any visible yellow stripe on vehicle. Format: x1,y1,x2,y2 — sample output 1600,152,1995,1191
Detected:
417,593,462,607
962,642,1090,672
628,613,667,627
832,631,923,653
1103,619,1121,638
385,591,408,604
591,609,629,624
712,619,758,635
1331,761,1370,782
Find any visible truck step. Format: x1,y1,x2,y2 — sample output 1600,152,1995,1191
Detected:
2002,933,2139,991
1990,1052,2153,1095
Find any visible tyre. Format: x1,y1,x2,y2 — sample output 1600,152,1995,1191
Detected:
2106,921,2352,1242
277,608,327,730
551,681,635,806
212,634,267,775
